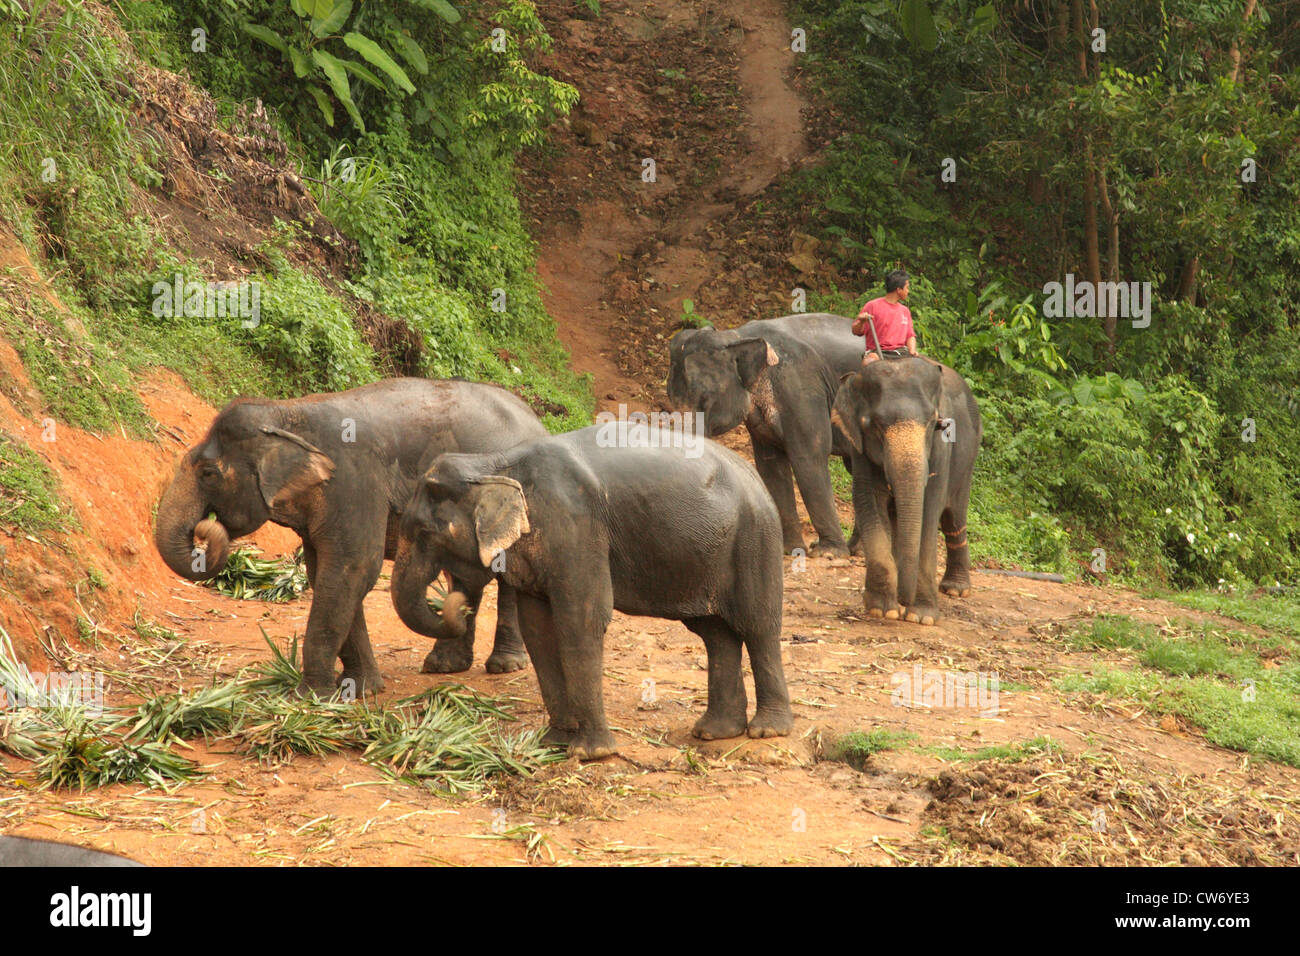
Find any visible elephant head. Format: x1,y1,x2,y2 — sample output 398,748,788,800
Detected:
153,400,334,581
666,326,779,437
831,359,946,607
391,455,528,639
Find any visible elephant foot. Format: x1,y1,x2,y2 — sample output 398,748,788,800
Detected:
865,593,901,619
568,729,618,761
337,667,384,698
903,605,941,626
809,538,849,558
940,578,972,598
747,705,793,739
541,724,577,748
484,649,530,674
784,539,808,558
293,677,334,700
692,710,748,741
421,641,473,674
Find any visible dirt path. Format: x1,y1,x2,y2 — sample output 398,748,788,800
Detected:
526,0,811,413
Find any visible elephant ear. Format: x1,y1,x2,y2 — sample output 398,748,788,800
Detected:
729,338,780,388
256,426,335,520
469,476,530,567
831,375,865,453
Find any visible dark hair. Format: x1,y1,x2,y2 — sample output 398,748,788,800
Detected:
885,270,910,293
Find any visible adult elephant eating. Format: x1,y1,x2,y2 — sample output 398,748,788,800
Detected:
666,313,862,557
153,378,547,696
389,424,793,759
831,358,982,625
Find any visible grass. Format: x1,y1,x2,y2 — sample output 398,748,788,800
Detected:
824,728,1065,770
0,429,71,533
829,457,851,501
1058,614,1300,767
924,736,1062,764
824,728,918,770
1152,589,1300,641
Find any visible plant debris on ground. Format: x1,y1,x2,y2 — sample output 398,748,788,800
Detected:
0,627,561,793
902,752,1300,867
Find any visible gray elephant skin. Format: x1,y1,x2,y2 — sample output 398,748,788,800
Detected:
389,423,794,759
153,378,547,695
666,313,863,557
0,835,141,867
831,357,982,625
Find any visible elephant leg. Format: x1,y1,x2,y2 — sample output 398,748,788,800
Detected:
303,539,382,696
301,540,317,587
337,607,384,696
751,441,804,555
550,579,617,760
842,455,863,556
940,486,973,599
789,452,848,557
854,460,899,618
736,621,792,739
683,617,748,741
299,552,381,697
903,480,946,626
485,582,530,674
421,573,483,674
513,592,576,746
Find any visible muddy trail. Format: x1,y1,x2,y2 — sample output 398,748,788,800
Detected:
2,0,1299,867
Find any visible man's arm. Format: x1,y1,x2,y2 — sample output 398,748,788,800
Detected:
907,335,918,356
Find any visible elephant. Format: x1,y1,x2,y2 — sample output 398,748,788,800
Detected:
830,357,982,625
666,313,863,557
153,378,548,696
0,835,141,867
389,423,794,759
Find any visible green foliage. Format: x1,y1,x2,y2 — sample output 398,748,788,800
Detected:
789,0,1300,588
224,0,449,133
1059,615,1300,767
1155,589,1300,640
679,298,708,329
244,249,379,393
924,737,1062,764
825,728,918,770
314,144,411,264
0,625,559,790
136,0,591,425
0,295,150,436
204,547,308,602
0,431,71,533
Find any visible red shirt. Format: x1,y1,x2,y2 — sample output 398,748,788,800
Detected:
853,298,913,350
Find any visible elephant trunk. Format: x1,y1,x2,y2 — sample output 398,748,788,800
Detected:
391,543,466,640
153,460,230,581
885,423,928,608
